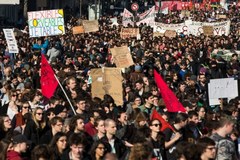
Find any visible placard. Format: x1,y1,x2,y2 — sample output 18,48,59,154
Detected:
28,9,65,37
3,29,19,53
164,30,177,38
82,20,99,33
110,46,134,68
203,26,214,36
72,26,85,34
153,32,165,38
120,28,139,39
208,78,238,99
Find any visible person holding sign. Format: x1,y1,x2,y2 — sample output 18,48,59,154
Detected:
32,37,49,54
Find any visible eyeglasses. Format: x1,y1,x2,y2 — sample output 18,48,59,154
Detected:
36,113,43,115
152,124,161,127
97,147,105,150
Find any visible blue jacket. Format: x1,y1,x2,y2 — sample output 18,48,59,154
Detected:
32,40,49,54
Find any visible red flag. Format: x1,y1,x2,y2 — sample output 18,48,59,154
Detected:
154,70,186,112
151,109,174,132
40,54,58,99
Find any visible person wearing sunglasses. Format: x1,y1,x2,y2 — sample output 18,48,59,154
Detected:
148,119,167,160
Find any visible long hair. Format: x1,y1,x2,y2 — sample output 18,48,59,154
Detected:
89,140,107,160
31,144,53,160
32,107,46,129
0,139,12,160
0,115,11,132
129,141,153,160
49,132,67,157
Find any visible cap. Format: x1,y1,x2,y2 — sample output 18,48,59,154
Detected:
12,135,31,144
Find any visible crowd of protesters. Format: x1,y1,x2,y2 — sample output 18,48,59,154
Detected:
0,3,240,160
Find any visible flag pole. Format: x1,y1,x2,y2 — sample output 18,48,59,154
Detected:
54,74,77,115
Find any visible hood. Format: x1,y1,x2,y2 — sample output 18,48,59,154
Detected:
7,150,21,159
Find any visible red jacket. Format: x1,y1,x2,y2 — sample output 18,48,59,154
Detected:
7,150,23,160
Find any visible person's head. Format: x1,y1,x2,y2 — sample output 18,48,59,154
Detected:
135,80,144,91
142,92,154,105
69,133,85,158
188,111,199,125
46,108,55,121
95,118,106,134
117,110,128,125
31,144,53,160
69,115,85,132
54,104,68,119
21,101,30,114
0,115,12,132
197,137,216,160
216,115,236,136
149,119,162,133
174,113,189,128
50,116,64,134
66,77,77,90
133,96,142,106
104,119,117,136
90,140,107,159
135,112,148,127
196,106,206,119
128,141,153,160
48,97,60,108
49,132,67,154
32,107,45,129
76,98,86,111
12,134,30,153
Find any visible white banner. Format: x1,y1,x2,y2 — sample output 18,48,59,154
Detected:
154,20,230,36
136,6,155,26
122,8,134,27
3,29,19,53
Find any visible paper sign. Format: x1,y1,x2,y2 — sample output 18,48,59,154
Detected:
91,68,123,105
208,78,238,99
3,29,19,53
72,26,85,34
110,46,134,68
153,32,165,38
82,20,99,33
28,9,65,37
164,30,177,38
203,26,214,36
120,28,139,39
217,15,227,19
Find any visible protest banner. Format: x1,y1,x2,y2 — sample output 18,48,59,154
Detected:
110,17,119,26
122,8,134,27
91,68,123,105
82,20,99,33
153,32,165,38
136,6,155,26
28,9,65,37
110,46,134,68
208,78,238,99
120,28,139,39
13,28,24,37
154,22,186,34
211,49,240,61
3,29,19,53
164,30,177,38
103,68,123,106
203,26,214,36
91,68,105,100
72,26,85,34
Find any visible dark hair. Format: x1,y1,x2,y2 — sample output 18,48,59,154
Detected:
68,133,84,146
49,132,67,157
188,111,198,119
31,144,53,160
90,140,107,160
174,113,189,123
197,137,215,155
49,116,63,126
69,115,85,131
0,139,12,160
142,92,152,102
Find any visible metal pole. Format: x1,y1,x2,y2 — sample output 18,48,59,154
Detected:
80,0,82,18
94,0,97,20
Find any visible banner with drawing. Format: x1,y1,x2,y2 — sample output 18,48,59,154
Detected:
122,8,134,27
136,6,155,26
28,9,65,37
154,20,230,36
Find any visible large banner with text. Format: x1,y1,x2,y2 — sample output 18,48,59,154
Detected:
28,9,65,37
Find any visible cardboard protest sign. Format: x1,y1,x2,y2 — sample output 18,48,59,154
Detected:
103,68,123,105
181,10,190,17
91,68,105,100
217,14,227,19
72,26,85,34
164,30,177,38
91,68,123,105
28,9,65,37
203,26,214,36
82,20,99,33
120,28,139,39
3,29,19,53
110,46,134,68
153,32,165,38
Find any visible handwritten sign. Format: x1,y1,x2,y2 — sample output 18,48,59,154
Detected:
82,20,99,33
120,28,139,39
217,15,227,19
208,78,238,99
110,46,134,68
91,68,123,105
164,30,177,38
153,32,164,38
72,26,85,34
203,26,214,36
28,9,65,37
3,29,19,53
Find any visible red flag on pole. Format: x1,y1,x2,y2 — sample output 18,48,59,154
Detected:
154,70,186,113
40,54,58,99
151,109,174,132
